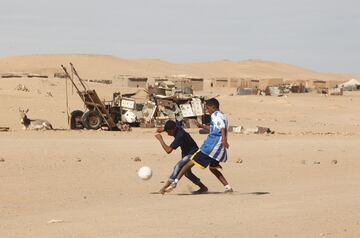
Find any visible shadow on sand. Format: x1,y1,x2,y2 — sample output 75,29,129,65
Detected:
150,191,270,196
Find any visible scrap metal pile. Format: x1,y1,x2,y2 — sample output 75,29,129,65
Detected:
62,63,208,131
124,80,208,128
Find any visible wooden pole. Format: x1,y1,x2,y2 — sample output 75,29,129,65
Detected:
65,71,70,126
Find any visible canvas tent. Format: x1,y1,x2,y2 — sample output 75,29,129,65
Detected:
339,79,360,91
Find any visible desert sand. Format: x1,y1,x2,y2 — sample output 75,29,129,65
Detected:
1,55,360,238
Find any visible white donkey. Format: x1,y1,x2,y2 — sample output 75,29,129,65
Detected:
19,108,53,130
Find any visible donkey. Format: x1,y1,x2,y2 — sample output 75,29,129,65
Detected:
19,109,53,130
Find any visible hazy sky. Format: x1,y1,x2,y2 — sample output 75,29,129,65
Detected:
1,0,359,73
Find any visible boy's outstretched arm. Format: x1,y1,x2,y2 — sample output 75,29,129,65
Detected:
221,128,229,149
155,134,173,154
193,119,210,131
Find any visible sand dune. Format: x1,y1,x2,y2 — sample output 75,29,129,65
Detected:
0,54,356,81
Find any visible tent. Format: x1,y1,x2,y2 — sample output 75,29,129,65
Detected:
339,79,360,91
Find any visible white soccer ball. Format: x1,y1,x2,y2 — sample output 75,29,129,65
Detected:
138,166,152,180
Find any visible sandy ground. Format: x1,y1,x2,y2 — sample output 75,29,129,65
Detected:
1,77,360,237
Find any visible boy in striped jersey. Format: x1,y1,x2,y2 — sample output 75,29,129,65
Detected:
168,98,233,193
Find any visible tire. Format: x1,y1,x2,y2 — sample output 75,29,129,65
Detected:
70,110,84,129
81,110,103,130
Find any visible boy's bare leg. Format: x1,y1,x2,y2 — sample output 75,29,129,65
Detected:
209,167,228,186
210,167,233,192
184,169,208,193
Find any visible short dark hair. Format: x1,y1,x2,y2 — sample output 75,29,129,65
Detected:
205,98,220,109
164,120,176,132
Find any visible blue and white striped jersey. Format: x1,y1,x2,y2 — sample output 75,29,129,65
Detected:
200,111,228,162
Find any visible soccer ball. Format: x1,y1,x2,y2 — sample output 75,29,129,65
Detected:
138,166,152,180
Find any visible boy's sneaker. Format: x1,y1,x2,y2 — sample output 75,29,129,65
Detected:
191,187,208,195
224,186,233,193
164,186,174,193
170,179,178,189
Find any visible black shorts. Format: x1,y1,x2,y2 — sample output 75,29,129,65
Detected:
190,150,222,170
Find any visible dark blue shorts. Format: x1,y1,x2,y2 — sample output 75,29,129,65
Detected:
190,150,222,169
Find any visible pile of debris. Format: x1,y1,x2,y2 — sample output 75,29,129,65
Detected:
84,79,113,85
62,63,208,131
236,83,310,96
15,84,30,92
329,87,344,96
231,125,274,135
123,80,208,128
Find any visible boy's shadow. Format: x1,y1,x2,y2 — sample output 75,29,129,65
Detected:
150,191,270,196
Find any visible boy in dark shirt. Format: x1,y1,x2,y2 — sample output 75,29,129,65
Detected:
155,120,208,194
